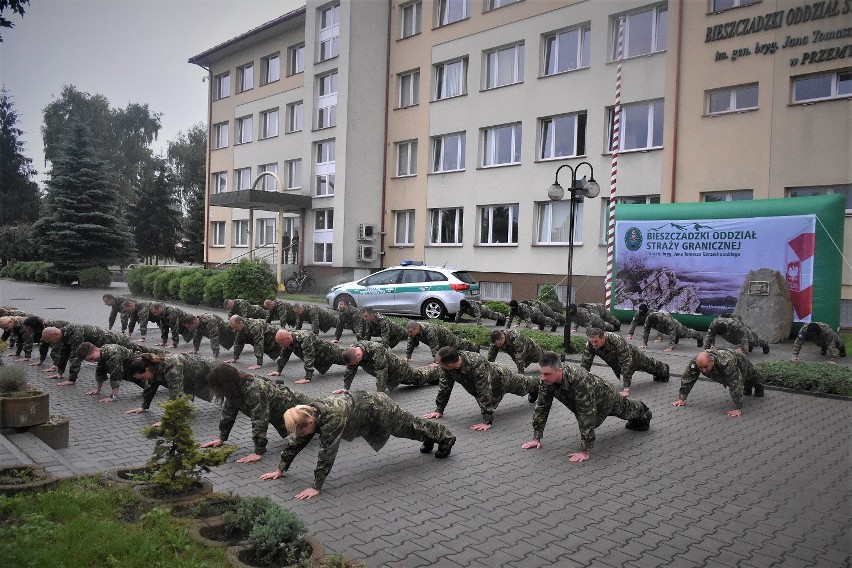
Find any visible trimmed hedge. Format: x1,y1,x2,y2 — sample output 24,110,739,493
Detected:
222,259,277,305
152,271,181,300
755,361,852,397
127,265,163,296
203,271,229,308
78,267,112,288
437,320,587,354
141,268,164,296
178,270,210,305
0,261,54,282
485,300,509,316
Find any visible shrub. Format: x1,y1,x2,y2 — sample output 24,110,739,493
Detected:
537,285,565,313
437,321,586,354
249,506,309,566
78,266,112,288
203,271,229,307
0,263,13,278
33,262,54,283
179,270,209,306
23,262,42,281
222,496,276,538
168,269,195,300
0,365,30,393
142,268,164,296
755,361,852,397
223,259,277,305
152,271,180,300
485,300,509,315
127,265,162,295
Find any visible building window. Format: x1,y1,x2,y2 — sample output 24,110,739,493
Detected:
318,3,340,62
432,132,465,173
286,159,302,190
235,115,253,145
315,139,335,196
257,219,276,246
787,185,852,214
395,210,415,246
702,190,753,202
485,43,524,89
262,53,281,84
214,72,230,100
537,200,582,244
543,25,590,76
260,109,279,139
233,220,248,247
399,70,420,108
434,58,467,100
401,1,422,38
711,0,757,12
287,45,304,76
258,163,278,191
707,84,758,114
212,171,227,194
482,123,521,167
599,195,659,244
540,112,586,160
486,0,521,10
396,140,418,177
234,167,252,191
613,4,667,60
436,0,469,27
792,70,851,103
429,208,463,245
479,204,519,245
608,99,664,152
286,101,303,133
314,209,333,263
213,122,229,149
237,63,254,93
211,222,226,246
317,72,338,129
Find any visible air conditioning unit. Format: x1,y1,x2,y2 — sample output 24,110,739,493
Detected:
357,244,376,262
358,224,376,241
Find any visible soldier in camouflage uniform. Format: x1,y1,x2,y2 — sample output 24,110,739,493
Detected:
790,322,846,363
642,311,704,352
340,341,442,392
122,299,157,339
227,316,282,369
522,351,653,462
77,342,151,402
103,293,134,333
0,308,26,351
361,308,407,348
487,329,543,373
293,303,340,335
568,304,615,333
126,353,217,413
579,302,622,331
21,316,70,368
525,299,566,326
424,346,539,430
268,329,346,384
225,298,268,320
582,328,670,397
149,302,191,348
333,299,368,342
200,364,313,463
626,303,655,339
264,299,298,329
260,391,456,499
1,315,30,359
181,313,234,358
673,349,765,417
703,315,769,354
40,324,139,386
454,299,507,326
405,320,480,360
506,300,558,331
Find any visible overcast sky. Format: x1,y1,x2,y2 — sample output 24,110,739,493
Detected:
0,0,302,186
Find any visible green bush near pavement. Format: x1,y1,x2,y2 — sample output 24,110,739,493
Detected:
438,321,587,354
223,259,277,305
755,361,852,397
178,270,210,305
203,271,229,307
78,266,112,288
126,265,162,295
485,300,509,315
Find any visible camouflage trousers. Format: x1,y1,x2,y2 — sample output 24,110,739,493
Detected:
370,392,455,445
386,364,443,391
612,352,669,388
492,367,538,404
603,396,652,426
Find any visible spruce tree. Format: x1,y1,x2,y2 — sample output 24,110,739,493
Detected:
0,88,40,224
167,124,206,263
33,122,136,283
132,156,180,263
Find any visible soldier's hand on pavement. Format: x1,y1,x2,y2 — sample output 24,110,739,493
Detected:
224,359,237,364
331,339,339,343
790,356,799,362
85,389,100,396
28,361,42,366
183,349,198,354
672,399,686,406
423,411,442,420
470,423,492,431
295,378,312,384
266,371,281,377
295,488,319,500
828,359,837,365
522,440,541,449
46,374,60,380
726,409,742,417
200,439,223,448
98,396,116,403
42,366,56,372
619,388,630,398
654,338,662,343
568,451,590,462
236,453,262,463
664,348,673,352
260,470,283,481
626,335,634,340
247,364,262,370
126,407,147,414
56,380,75,386
332,388,348,394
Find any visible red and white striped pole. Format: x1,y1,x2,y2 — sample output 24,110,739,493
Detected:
604,17,625,308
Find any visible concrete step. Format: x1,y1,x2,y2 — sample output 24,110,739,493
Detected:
3,432,92,479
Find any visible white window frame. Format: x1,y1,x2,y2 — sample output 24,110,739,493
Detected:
792,71,851,104
401,1,422,39
318,3,340,62
485,43,524,89
394,210,415,246
486,0,521,10
536,200,582,245
539,112,586,160
213,122,229,149
482,123,522,167
543,25,590,76
702,190,754,202
262,53,281,84
613,4,668,60
599,195,659,244
479,203,519,245
608,99,664,152
212,171,228,194
214,72,230,100
787,184,852,215
235,115,253,145
211,222,226,247
314,208,334,264
286,101,303,133
711,0,757,12
258,163,278,191
399,70,420,108
315,140,336,197
429,207,463,245
234,167,252,191
431,132,466,173
286,159,302,190
707,84,759,115
435,0,469,27
260,109,279,139
316,72,338,129
237,63,254,93
256,218,276,246
288,45,304,76
434,58,467,101
233,220,248,247
396,140,418,177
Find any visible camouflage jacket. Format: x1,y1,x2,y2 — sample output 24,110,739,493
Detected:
792,322,843,358
234,318,281,365
5,317,28,357
628,311,649,336
704,316,752,351
487,329,543,372
569,306,611,331
107,295,133,329
528,299,564,322
434,351,500,424
229,299,268,320
191,313,233,356
266,300,298,328
128,301,154,336
35,319,71,364
141,354,216,409
296,304,340,335
533,365,622,451
276,330,343,379
335,306,368,341
58,325,134,382
506,302,536,328
581,332,635,381
679,349,759,409
159,305,190,347
95,343,146,389
364,314,407,348
406,323,465,359
643,311,683,348
218,375,312,454
343,340,412,391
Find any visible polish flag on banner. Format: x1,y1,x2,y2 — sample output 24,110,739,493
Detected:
786,232,815,321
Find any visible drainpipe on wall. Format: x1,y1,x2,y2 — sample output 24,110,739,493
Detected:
669,0,684,204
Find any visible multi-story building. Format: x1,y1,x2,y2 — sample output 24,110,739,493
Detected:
191,0,850,322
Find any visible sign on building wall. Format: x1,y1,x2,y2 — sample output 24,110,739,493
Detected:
612,195,845,330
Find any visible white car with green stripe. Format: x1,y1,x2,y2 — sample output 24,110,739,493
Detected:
326,264,479,320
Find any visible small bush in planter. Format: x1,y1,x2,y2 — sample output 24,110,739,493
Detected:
755,361,852,396
78,266,112,288
221,496,276,539
0,364,30,393
537,285,565,314
249,506,310,567
485,300,509,315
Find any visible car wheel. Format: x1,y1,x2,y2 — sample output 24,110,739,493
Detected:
334,294,356,308
421,299,446,320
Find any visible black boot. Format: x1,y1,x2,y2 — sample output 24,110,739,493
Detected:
762,343,770,354
697,335,704,348
743,384,753,396
551,324,558,332
435,436,456,459
753,384,764,397
528,388,538,403
654,364,670,382
420,440,435,454
497,317,506,327
626,403,652,431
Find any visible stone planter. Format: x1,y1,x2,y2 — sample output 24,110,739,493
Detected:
0,464,60,496
226,535,324,568
132,478,214,506
102,464,153,486
31,415,70,449
0,391,49,428
188,515,249,548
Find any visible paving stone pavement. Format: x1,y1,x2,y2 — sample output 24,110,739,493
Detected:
1,280,850,567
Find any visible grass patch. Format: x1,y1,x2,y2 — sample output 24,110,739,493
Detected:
0,466,38,486
0,477,230,568
755,361,852,397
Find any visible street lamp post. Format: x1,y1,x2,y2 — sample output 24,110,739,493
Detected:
547,162,600,359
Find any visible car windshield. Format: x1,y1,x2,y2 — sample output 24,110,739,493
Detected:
452,271,477,285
